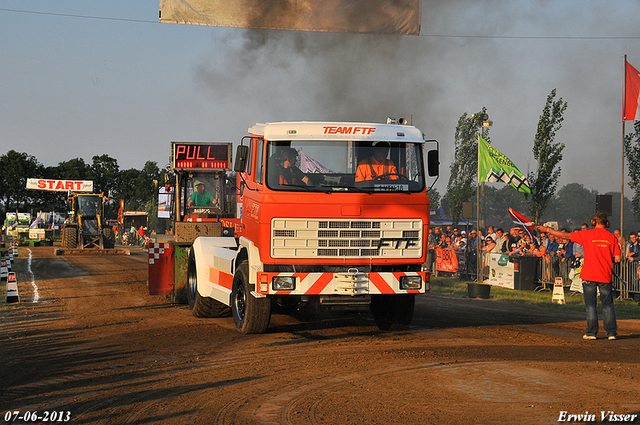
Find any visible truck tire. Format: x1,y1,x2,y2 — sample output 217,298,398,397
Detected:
102,227,115,249
62,226,78,249
370,294,415,331
231,260,271,334
187,249,231,318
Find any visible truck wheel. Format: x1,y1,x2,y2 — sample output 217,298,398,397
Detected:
370,294,415,331
231,260,271,334
62,226,78,249
187,249,231,318
102,227,115,249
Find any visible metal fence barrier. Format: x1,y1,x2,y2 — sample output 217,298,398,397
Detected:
431,251,640,300
518,255,639,299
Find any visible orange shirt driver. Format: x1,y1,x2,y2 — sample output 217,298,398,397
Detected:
355,142,398,182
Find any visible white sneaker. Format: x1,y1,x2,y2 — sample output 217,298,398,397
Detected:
608,335,617,340
583,334,596,340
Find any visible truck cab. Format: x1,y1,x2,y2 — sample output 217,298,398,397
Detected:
186,120,439,333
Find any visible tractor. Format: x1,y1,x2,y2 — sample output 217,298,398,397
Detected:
62,193,115,249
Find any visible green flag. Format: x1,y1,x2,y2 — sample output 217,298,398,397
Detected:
478,137,532,194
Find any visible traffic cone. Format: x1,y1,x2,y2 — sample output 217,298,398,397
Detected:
6,272,19,303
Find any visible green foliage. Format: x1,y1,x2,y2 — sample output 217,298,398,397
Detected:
483,185,529,230
90,154,120,196
0,151,162,222
116,161,162,212
0,150,43,211
446,108,490,225
428,187,441,210
55,158,90,180
545,183,596,229
526,89,567,223
624,121,640,224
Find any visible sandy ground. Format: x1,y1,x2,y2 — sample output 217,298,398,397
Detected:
1,245,640,425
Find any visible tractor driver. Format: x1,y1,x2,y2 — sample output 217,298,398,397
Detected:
188,180,218,208
83,199,97,217
355,142,398,182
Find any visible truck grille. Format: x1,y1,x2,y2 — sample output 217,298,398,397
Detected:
271,219,423,259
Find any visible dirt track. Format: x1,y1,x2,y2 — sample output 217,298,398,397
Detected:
2,246,640,424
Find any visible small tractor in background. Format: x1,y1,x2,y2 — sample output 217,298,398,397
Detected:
62,193,115,249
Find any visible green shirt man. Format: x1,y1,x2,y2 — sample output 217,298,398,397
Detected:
188,180,217,207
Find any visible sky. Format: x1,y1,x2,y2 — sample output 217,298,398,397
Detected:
1,0,640,197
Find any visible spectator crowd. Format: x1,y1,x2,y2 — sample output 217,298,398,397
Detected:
427,223,588,280
427,222,640,282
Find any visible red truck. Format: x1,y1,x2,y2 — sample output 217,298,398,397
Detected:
150,119,439,333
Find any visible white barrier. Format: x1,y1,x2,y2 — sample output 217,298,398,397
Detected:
6,272,19,303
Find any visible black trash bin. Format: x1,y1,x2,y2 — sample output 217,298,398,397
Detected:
510,255,540,290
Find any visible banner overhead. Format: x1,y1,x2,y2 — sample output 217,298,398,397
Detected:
159,0,422,35
26,178,94,193
478,137,532,194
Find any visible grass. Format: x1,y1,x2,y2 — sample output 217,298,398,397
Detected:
431,276,640,320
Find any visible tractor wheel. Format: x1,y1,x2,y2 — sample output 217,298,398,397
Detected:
102,227,115,249
370,294,415,331
62,226,78,249
186,249,231,318
231,260,271,334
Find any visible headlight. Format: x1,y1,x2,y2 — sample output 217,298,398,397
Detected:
400,275,422,290
273,276,296,291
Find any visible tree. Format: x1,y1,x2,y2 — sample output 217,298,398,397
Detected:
116,161,162,212
32,165,67,213
624,121,640,223
526,89,567,223
90,155,121,219
428,187,441,210
483,185,528,230
0,150,43,212
54,158,91,180
446,108,489,225
545,183,596,230
90,154,120,197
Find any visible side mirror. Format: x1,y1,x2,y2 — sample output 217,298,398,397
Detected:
234,145,249,173
427,148,439,177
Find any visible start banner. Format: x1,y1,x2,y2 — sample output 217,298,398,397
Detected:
26,178,94,192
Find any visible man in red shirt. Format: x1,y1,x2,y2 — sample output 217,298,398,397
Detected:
537,211,621,340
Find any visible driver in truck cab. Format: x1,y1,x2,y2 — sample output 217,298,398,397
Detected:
188,180,217,207
355,141,398,182
270,147,310,186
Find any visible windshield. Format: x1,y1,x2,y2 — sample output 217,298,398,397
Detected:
265,140,425,193
184,173,224,209
78,195,99,217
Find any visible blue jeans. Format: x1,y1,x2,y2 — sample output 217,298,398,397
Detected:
582,281,617,337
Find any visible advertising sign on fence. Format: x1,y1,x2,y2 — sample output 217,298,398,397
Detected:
487,253,515,289
436,248,459,273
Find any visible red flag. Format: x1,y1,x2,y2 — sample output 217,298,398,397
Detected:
508,208,536,240
624,61,640,121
